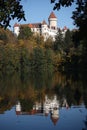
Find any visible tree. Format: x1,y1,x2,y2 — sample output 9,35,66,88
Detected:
64,29,73,54
0,0,26,29
0,27,16,44
0,28,8,43
34,34,44,45
18,26,33,40
44,37,53,49
51,0,87,40
53,29,64,52
31,47,45,72
72,1,87,40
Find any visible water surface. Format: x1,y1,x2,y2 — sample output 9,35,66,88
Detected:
0,72,87,130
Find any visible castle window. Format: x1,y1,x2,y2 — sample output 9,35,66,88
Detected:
51,26,55,30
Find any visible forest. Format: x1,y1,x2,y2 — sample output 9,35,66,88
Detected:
0,0,87,77
0,26,87,77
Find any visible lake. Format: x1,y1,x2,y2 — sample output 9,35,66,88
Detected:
0,72,87,130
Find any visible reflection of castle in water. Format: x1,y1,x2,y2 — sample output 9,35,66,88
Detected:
15,95,69,125
43,95,59,125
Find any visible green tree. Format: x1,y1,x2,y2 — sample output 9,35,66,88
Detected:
44,37,53,49
19,45,30,74
51,0,87,40
0,28,8,43
53,29,64,52
0,0,26,28
51,0,87,71
34,34,44,45
18,26,33,40
72,30,82,49
45,49,53,73
31,47,45,71
64,29,73,54
0,44,20,74
72,1,87,40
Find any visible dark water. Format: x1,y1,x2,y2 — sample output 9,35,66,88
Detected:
0,72,87,130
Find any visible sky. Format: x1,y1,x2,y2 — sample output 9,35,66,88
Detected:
9,0,76,31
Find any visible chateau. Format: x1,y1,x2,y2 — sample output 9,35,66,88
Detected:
13,12,67,41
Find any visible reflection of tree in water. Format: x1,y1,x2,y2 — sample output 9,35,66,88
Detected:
0,71,87,112
61,70,87,107
53,79,83,107
0,97,15,113
74,88,81,104
19,99,34,111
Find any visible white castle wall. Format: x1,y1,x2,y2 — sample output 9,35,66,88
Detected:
14,26,20,36
49,18,57,29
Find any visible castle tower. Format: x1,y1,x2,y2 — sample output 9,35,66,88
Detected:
15,101,21,115
50,108,59,125
13,23,20,36
41,20,48,33
48,12,57,29
41,20,49,41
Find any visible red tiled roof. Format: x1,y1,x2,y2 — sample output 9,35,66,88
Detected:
28,24,33,28
49,12,57,19
28,23,41,28
20,23,41,28
63,26,67,30
42,20,47,25
51,116,59,125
